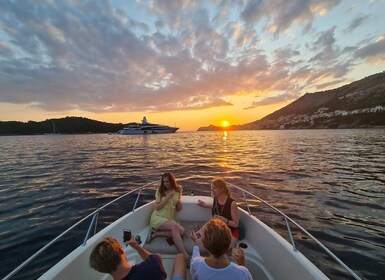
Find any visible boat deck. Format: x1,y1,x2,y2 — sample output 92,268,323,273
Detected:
5,184,361,280
128,221,271,280
35,195,335,280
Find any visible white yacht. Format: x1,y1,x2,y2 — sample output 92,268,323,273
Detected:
118,117,179,134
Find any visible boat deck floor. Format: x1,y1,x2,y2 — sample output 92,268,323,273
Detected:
124,221,271,280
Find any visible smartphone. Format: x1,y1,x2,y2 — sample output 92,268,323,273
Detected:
190,223,201,239
123,229,132,242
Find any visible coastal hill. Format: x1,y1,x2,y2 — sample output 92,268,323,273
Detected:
0,116,125,135
198,71,385,131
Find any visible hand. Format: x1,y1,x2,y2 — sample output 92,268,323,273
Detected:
197,199,206,207
166,191,175,200
189,228,199,245
232,248,245,266
125,235,139,248
176,200,182,211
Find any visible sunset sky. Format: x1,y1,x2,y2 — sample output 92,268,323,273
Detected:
1,0,384,131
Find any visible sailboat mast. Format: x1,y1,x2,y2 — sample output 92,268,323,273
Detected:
52,122,59,134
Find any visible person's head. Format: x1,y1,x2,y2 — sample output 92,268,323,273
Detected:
159,172,179,196
201,218,231,257
89,237,124,274
211,178,231,198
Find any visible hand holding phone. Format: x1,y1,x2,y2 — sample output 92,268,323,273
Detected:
189,224,201,242
123,229,132,242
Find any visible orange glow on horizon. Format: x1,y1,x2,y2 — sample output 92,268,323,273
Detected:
0,97,291,131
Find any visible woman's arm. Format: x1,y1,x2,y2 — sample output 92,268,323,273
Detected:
227,201,240,228
190,245,201,277
192,245,201,259
197,199,213,209
127,236,151,260
154,191,175,211
174,188,183,211
232,248,246,266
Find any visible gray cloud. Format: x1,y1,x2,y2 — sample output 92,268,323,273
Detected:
343,15,370,33
241,0,342,35
354,37,385,60
316,79,346,90
309,27,338,62
245,93,295,108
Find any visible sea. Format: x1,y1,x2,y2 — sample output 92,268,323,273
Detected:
0,130,384,280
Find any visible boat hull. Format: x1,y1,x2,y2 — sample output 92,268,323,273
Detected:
118,128,178,134
38,196,328,280
118,117,179,134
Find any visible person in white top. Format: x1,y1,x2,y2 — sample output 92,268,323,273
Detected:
190,218,253,280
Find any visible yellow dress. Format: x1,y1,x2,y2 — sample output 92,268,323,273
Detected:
150,186,182,230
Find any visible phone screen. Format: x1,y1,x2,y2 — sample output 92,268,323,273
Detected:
123,229,132,242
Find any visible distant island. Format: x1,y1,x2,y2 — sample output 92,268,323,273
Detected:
198,72,385,131
0,116,125,135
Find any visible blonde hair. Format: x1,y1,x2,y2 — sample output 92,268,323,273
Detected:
211,178,231,198
201,218,231,257
89,237,122,274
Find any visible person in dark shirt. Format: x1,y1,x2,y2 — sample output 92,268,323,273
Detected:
89,236,186,280
197,178,240,248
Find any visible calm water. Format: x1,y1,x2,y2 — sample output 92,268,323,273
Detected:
0,130,384,279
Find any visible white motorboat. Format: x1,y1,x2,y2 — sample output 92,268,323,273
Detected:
4,182,361,280
118,117,179,134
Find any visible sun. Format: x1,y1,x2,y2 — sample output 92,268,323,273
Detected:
221,120,229,127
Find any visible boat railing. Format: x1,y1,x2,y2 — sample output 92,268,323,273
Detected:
227,182,361,280
3,181,159,280
5,181,361,280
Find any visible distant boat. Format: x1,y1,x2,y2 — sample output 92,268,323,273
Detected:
118,116,178,135
45,122,60,135
53,122,60,134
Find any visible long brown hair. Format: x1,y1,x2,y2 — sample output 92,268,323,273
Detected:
158,172,180,197
212,178,231,198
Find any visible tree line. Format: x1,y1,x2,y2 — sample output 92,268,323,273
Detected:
0,117,125,135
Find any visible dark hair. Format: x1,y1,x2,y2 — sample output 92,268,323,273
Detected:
89,237,122,274
158,172,180,197
201,218,231,257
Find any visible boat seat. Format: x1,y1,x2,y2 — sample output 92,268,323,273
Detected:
143,221,208,255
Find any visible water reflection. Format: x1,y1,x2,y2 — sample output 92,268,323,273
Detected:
223,131,228,141
0,130,384,279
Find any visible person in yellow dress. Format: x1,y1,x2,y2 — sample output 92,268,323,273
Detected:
149,172,188,260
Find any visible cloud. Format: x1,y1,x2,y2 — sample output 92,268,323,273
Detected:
245,93,295,108
240,0,342,35
354,35,385,63
0,40,13,57
315,79,346,90
0,0,383,117
308,26,339,62
0,1,267,113
175,96,233,111
343,15,370,33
